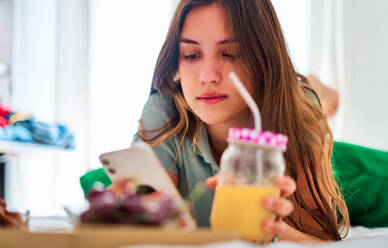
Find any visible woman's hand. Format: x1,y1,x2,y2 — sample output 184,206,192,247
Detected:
206,175,218,189
261,176,296,242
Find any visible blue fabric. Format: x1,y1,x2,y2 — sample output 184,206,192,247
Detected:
14,119,75,149
0,103,75,149
0,125,33,142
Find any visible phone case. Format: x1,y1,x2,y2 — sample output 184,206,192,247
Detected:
99,141,197,230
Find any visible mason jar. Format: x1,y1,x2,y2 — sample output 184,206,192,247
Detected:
211,127,288,242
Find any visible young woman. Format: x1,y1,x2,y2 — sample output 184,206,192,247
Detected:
136,0,349,242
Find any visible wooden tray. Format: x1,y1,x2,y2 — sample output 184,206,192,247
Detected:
0,226,237,248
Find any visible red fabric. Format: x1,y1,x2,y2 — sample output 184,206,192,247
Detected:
0,116,8,128
0,103,11,117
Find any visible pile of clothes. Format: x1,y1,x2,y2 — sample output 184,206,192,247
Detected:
0,103,74,149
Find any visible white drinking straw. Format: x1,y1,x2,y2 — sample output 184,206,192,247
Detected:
229,72,262,131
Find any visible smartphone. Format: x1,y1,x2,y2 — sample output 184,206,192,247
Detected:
99,141,196,230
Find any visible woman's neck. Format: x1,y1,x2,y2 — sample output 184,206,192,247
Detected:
206,113,250,165
207,124,229,164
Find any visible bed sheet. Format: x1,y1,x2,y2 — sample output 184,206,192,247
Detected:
128,226,388,248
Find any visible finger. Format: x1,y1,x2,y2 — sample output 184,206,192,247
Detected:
275,176,296,197
105,184,114,192
263,196,294,217
206,175,218,189
262,219,288,238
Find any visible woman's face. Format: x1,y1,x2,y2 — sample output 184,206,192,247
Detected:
178,3,252,126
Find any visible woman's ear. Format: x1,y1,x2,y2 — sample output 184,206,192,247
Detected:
173,71,180,82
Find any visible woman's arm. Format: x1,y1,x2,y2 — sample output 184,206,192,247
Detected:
262,220,323,243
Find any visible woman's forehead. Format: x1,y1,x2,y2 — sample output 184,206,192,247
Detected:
181,3,231,44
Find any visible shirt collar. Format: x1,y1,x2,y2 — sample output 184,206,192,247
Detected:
195,125,217,165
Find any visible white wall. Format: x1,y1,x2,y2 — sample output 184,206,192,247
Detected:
11,0,57,120
0,0,12,63
341,0,388,150
272,0,310,75
88,0,172,167
6,0,88,216
0,0,12,105
56,0,90,160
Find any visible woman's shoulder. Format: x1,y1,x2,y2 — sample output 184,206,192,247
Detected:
140,93,176,130
134,93,181,173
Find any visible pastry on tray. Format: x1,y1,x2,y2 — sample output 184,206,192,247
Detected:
80,179,187,229
0,199,29,229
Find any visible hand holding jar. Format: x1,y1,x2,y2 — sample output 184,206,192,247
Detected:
209,128,295,243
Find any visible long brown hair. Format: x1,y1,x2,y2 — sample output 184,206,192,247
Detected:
139,0,349,240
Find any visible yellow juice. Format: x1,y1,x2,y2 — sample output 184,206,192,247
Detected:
210,185,280,242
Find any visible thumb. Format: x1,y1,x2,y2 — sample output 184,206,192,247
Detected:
206,175,218,189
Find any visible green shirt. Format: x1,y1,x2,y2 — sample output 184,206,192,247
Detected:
133,93,219,227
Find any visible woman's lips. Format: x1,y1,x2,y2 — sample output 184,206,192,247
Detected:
197,93,227,104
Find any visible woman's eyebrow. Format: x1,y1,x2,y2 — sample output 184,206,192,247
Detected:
217,39,238,45
180,38,200,45
179,38,238,45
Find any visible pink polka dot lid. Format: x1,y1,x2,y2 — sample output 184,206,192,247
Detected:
227,128,288,150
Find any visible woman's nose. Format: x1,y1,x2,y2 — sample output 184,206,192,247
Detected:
199,58,221,85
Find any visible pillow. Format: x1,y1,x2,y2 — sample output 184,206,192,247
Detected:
332,141,388,227
80,168,112,196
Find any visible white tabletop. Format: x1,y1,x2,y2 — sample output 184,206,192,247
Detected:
0,140,79,159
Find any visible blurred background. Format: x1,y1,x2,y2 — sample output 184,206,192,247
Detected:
0,0,387,218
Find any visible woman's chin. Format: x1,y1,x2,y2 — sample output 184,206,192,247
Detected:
197,115,228,126
192,107,250,127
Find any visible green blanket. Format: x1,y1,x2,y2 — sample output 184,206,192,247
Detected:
332,141,388,227
80,141,388,227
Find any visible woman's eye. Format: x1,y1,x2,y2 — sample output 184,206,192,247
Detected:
184,54,200,61
222,53,237,60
